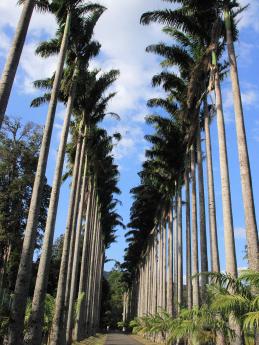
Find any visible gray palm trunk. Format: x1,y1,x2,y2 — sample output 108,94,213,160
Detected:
80,189,96,331
150,242,155,314
185,168,192,309
224,10,259,272
167,209,174,316
173,199,178,315
49,128,84,345
177,190,183,313
204,97,220,273
214,67,237,278
0,0,35,128
66,153,88,344
84,194,99,335
159,223,163,309
93,244,104,330
74,181,93,341
196,122,208,296
191,145,199,307
154,230,158,314
88,213,101,336
63,129,87,340
24,64,79,345
214,65,243,345
8,13,71,345
80,186,96,338
163,221,167,310
146,249,150,313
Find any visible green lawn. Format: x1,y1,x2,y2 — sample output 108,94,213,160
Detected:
73,334,107,345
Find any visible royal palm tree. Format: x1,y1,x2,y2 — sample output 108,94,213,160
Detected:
223,1,259,272
8,4,104,345
23,9,104,344
0,0,49,128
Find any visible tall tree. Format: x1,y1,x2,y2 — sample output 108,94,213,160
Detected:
0,0,49,128
223,3,259,272
23,10,104,344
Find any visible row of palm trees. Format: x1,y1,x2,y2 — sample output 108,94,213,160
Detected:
0,1,122,344
122,0,258,344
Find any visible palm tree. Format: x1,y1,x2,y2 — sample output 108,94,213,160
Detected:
196,120,208,295
8,4,103,344
167,209,174,316
204,98,220,273
0,0,49,128
73,180,93,340
23,10,104,344
177,189,183,312
65,137,88,344
191,145,200,307
223,3,259,272
185,165,192,309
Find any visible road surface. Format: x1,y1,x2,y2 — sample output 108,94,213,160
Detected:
105,333,143,345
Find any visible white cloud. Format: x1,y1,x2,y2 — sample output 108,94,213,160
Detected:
223,84,259,116
241,89,257,106
18,41,58,94
234,227,246,239
94,0,170,122
0,0,56,37
238,0,259,32
0,1,57,93
110,124,145,161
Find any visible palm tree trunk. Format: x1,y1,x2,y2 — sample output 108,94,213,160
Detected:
173,199,178,315
8,13,71,345
74,181,93,341
177,190,183,313
214,64,242,345
185,168,192,309
81,185,96,338
204,97,220,273
49,127,85,345
84,194,99,335
167,209,173,316
214,67,237,278
159,223,163,310
87,216,101,336
196,122,208,297
224,10,259,272
0,0,35,128
163,221,167,310
66,153,88,345
191,145,199,307
24,64,79,345
93,244,104,331
154,230,158,314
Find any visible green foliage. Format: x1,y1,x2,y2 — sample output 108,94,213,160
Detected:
47,235,64,295
129,271,259,344
0,289,11,342
25,294,55,337
100,266,125,328
0,117,51,292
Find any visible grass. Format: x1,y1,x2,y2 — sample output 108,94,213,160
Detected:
73,333,107,345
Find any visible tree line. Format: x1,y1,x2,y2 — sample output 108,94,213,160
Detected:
122,1,259,344
0,1,123,344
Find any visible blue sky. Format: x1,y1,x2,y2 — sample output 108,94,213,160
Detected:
0,0,259,273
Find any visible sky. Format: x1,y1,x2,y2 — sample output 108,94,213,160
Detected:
0,0,259,273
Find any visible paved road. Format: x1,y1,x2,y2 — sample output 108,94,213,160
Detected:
105,333,143,345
